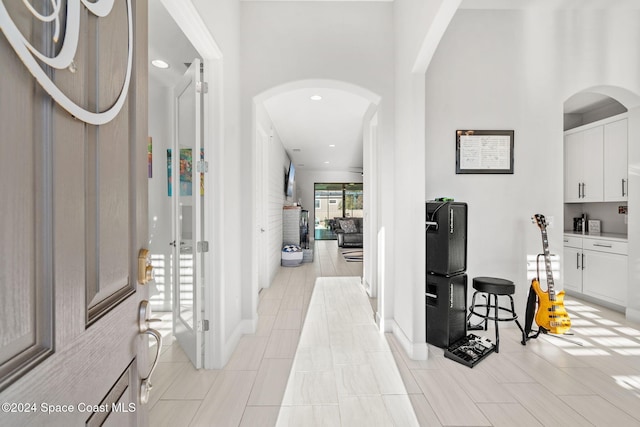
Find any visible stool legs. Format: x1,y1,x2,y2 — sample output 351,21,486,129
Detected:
493,294,501,352
467,292,523,353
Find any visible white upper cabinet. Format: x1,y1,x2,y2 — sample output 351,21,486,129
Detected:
603,118,628,201
564,126,604,202
564,114,627,203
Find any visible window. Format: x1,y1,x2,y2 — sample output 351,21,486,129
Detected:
313,183,363,240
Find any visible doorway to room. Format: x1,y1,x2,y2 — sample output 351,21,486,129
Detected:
147,0,224,369
314,183,364,240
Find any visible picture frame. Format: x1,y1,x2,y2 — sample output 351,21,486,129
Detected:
456,130,514,174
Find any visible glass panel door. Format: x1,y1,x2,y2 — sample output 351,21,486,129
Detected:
172,59,203,368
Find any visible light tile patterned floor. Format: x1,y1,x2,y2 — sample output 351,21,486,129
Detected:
277,276,419,426
149,240,640,426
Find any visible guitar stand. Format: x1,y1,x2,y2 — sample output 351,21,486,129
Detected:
521,254,583,347
523,326,583,346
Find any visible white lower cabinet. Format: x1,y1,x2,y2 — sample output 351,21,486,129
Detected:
563,234,628,307
563,245,583,293
582,250,627,306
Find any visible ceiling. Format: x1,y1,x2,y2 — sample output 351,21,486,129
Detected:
148,2,370,175
263,88,371,173
148,1,633,174
564,93,621,114
460,0,640,9
148,2,198,89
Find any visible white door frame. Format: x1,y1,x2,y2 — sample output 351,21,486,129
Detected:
160,0,224,369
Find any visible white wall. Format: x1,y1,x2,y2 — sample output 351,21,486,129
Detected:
425,8,640,318
191,0,244,366
391,0,457,359
240,0,394,332
256,105,291,287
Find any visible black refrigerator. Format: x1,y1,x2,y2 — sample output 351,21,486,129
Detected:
425,201,468,348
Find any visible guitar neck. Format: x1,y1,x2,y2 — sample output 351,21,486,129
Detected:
540,228,556,299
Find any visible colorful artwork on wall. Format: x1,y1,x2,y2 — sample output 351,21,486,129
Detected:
148,137,152,178
167,148,202,197
180,148,193,196
200,148,205,196
166,149,172,197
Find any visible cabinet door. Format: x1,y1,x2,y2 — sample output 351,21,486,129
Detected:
580,126,604,202
582,250,627,306
604,119,628,201
564,132,583,203
563,246,583,292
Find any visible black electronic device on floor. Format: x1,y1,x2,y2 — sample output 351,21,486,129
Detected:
426,201,467,275
426,273,467,348
444,334,495,368
425,201,468,348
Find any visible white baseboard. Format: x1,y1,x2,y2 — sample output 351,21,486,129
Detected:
626,307,640,323
388,319,428,360
220,318,255,367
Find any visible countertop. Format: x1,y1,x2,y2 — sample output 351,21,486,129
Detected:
563,231,628,242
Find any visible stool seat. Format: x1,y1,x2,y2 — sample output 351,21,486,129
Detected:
473,277,515,295
468,276,524,353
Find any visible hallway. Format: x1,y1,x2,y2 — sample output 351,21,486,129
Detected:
148,240,364,426
148,240,640,426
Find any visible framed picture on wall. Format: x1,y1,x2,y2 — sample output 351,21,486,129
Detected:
456,130,514,174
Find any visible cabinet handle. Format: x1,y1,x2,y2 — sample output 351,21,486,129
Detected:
582,253,585,270
576,252,580,269
622,178,627,197
593,243,613,248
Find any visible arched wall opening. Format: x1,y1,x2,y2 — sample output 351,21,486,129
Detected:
249,79,384,329
562,85,640,322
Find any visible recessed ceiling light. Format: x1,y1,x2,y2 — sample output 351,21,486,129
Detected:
324,161,330,164
310,95,322,101
329,144,335,148
151,59,170,69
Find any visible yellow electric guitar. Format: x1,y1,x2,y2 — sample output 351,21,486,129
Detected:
532,214,571,334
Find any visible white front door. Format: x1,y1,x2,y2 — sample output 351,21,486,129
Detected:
0,1,149,425
172,59,204,369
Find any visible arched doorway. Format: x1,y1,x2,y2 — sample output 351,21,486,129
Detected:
563,85,640,322
251,79,383,325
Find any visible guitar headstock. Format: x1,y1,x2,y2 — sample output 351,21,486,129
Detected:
532,214,547,231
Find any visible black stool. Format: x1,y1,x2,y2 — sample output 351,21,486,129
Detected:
467,277,525,353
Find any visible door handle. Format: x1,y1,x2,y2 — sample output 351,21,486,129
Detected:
576,252,580,269
139,300,163,405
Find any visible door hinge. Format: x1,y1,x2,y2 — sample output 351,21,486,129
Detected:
198,319,210,332
197,160,209,173
197,241,209,253
196,81,209,94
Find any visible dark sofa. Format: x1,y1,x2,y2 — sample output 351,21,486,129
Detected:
332,217,363,248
